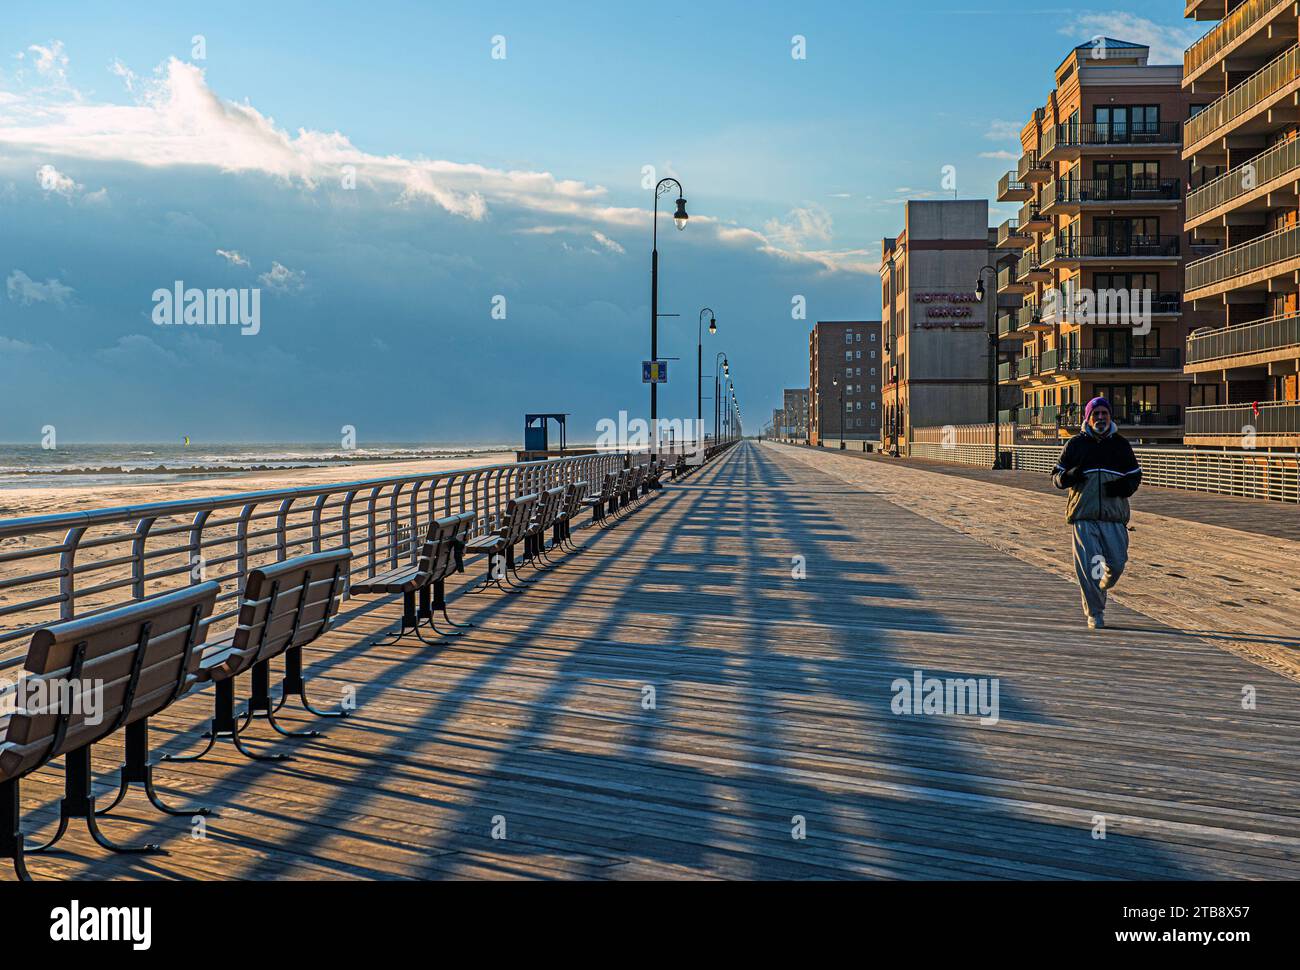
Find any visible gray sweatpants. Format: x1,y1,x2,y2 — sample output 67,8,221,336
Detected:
1071,520,1129,620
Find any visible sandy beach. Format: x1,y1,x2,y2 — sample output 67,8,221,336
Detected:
0,452,520,522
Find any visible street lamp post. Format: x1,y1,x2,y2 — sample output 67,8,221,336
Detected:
714,353,728,444
833,375,845,449
974,264,1002,469
698,308,716,451
650,178,689,454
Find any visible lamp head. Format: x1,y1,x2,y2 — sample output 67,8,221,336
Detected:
673,197,689,231
975,278,985,302
708,316,716,334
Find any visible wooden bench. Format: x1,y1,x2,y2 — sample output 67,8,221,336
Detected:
350,512,474,645
465,493,538,593
523,486,568,568
163,549,351,765
553,480,588,551
581,473,617,524
1,581,220,880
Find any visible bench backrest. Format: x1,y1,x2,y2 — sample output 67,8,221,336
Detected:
537,486,566,530
429,510,475,582
502,494,539,545
226,549,352,677
600,472,618,500
563,481,588,518
0,581,220,782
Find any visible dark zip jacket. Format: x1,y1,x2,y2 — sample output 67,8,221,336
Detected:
1051,426,1142,523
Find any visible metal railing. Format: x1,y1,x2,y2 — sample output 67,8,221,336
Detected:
1064,347,1183,369
996,218,1025,247
1185,0,1293,79
1186,222,1300,291
1017,302,1042,329
1045,177,1180,207
1187,311,1300,364
1017,356,1039,379
1051,235,1181,259
997,264,1018,291
998,172,1029,199
1187,135,1300,221
997,311,1018,337
1017,149,1048,181
998,361,1014,382
1016,248,1044,280
1185,43,1300,146
1017,405,1059,426
0,450,642,667
1055,403,1182,426
1186,401,1300,436
909,427,1300,502
1040,348,1060,372
1043,122,1181,153
1019,200,1046,225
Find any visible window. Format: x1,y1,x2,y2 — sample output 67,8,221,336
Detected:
870,332,877,342
870,367,876,375
870,350,876,359
844,333,853,345
855,350,862,359
845,351,852,361
855,333,862,342
871,401,877,410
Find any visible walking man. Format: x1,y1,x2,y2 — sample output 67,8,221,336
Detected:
1051,397,1142,629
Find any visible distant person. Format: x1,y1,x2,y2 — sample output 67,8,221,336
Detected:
1051,397,1142,630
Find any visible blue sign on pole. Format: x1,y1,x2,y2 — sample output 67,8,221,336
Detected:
642,360,668,383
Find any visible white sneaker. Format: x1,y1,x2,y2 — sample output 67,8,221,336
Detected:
1087,614,1105,630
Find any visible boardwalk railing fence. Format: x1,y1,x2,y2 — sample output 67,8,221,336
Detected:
0,449,676,670
908,424,1300,503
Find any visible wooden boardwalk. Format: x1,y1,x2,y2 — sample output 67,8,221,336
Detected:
11,441,1300,880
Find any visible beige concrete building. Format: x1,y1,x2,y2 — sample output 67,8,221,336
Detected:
1182,0,1300,449
782,387,809,440
994,38,1208,444
881,199,1017,456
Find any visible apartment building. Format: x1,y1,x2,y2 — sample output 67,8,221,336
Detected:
808,322,883,445
1182,0,1300,450
881,199,1017,456
993,38,1207,444
782,387,810,440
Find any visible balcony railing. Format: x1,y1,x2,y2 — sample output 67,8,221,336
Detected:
1045,178,1180,207
1186,401,1300,436
1186,222,1300,291
1061,348,1183,369
1187,135,1300,221
1051,235,1181,259
1017,303,1041,329
1016,249,1043,280
997,311,1019,338
1185,43,1300,147
997,264,1017,291
998,172,1030,199
1016,356,1039,379
996,218,1024,247
1017,150,1048,181
1058,403,1182,426
998,361,1013,382
1187,310,1300,364
1017,405,1060,427
1185,0,1292,79
1043,122,1181,153
1040,348,1060,372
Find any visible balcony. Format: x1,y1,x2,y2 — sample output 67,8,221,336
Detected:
1040,178,1181,216
997,263,1032,295
1046,234,1181,266
1042,123,1181,161
1186,135,1300,225
1016,356,1040,380
997,172,1032,203
1017,149,1051,184
1016,248,1052,283
998,310,1029,340
1059,348,1184,371
996,218,1031,250
1018,201,1051,232
1186,401,1300,440
1185,222,1300,296
1184,43,1300,154
1184,0,1296,87
1058,403,1182,428
1039,348,1060,374
1186,310,1300,368
998,360,1014,383
1018,302,1051,331
1017,405,1060,427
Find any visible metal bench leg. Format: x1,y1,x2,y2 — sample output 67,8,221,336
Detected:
1,779,32,881
164,679,286,763
29,746,162,855
433,578,472,630
96,720,211,819
278,645,349,718
247,660,320,739
372,590,445,644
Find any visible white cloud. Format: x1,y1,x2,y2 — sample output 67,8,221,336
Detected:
1061,14,1199,66
36,162,80,196
984,119,1021,142
6,269,74,306
27,41,69,81
979,150,1018,160
259,261,305,291
0,53,874,274
216,248,250,267
590,231,624,255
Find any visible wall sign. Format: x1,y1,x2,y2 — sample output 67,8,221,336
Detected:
912,291,985,328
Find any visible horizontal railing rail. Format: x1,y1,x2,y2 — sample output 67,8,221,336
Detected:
1065,347,1183,369
1044,122,1181,153
1186,401,1300,436
1187,135,1300,220
998,172,1029,198
0,449,657,668
1185,0,1292,78
1185,42,1300,146
1017,150,1048,180
910,427,1300,502
1187,311,1300,363
1187,222,1300,291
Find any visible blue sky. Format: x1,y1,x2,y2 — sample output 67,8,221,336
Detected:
0,1,1199,442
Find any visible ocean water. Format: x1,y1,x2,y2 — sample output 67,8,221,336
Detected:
0,441,517,489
